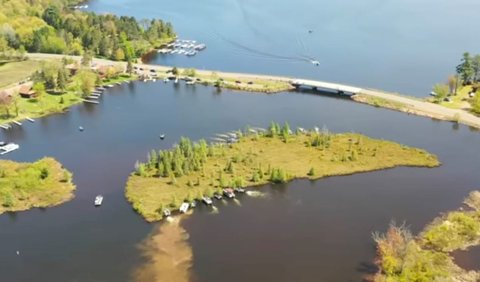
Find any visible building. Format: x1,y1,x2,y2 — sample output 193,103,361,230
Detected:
18,85,37,99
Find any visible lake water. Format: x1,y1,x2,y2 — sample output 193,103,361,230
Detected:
85,0,480,97
1,0,480,281
1,82,480,281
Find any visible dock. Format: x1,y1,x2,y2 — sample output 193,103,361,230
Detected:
12,121,22,126
26,117,35,122
0,124,10,130
84,100,99,104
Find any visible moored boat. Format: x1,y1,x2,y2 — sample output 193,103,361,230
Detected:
94,195,103,206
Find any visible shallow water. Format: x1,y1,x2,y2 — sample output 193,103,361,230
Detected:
452,246,480,272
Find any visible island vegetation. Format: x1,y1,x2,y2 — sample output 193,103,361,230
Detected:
0,0,175,62
126,123,440,222
372,191,480,281
0,157,75,214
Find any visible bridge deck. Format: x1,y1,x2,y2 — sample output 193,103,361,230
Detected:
291,79,362,94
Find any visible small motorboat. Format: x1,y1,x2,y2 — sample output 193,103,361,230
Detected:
79,126,84,132
179,202,189,213
202,196,213,205
186,80,195,85
163,209,171,217
174,78,179,84
223,188,235,199
190,200,196,208
163,78,169,83
160,134,166,140
311,60,320,66
213,193,223,200
234,187,246,193
94,195,103,206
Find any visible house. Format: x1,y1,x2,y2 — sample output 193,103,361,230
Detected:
19,85,37,99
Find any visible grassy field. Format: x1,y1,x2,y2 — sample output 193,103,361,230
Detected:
0,157,75,214
0,60,41,89
126,129,440,222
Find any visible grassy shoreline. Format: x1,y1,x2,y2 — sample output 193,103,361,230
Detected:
373,191,480,281
126,125,440,222
0,157,76,214
0,72,137,125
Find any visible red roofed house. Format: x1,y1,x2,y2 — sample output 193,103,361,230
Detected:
19,85,37,99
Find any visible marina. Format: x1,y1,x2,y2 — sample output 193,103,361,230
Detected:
158,39,207,57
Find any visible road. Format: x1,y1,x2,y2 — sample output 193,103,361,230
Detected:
25,53,480,129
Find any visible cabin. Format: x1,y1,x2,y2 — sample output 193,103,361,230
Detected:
19,85,37,99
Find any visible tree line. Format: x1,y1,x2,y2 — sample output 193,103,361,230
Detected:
0,0,175,61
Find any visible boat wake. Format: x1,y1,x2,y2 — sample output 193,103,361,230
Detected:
132,217,193,282
246,191,267,198
210,206,219,214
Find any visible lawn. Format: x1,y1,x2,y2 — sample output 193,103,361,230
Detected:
0,60,41,89
126,129,440,222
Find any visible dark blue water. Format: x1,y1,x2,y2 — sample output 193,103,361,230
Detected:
86,0,480,97
1,81,480,281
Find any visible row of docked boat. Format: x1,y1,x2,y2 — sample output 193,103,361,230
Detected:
161,188,246,219
159,39,207,57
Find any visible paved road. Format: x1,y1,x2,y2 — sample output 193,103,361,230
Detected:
26,53,480,129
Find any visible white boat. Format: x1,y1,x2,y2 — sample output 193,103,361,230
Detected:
234,187,246,193
214,193,223,200
223,188,235,199
94,195,103,206
186,80,195,85
163,209,171,217
174,78,179,84
202,196,213,205
0,143,19,155
179,202,189,213
164,78,169,83
159,134,166,140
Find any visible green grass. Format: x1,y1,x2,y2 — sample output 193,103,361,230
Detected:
434,86,474,110
353,94,407,111
0,90,82,124
0,73,137,124
0,60,41,89
0,157,75,214
126,130,440,222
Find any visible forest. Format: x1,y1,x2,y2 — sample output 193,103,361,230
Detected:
0,0,175,61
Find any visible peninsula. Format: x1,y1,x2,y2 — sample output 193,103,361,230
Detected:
126,123,440,222
0,157,75,214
